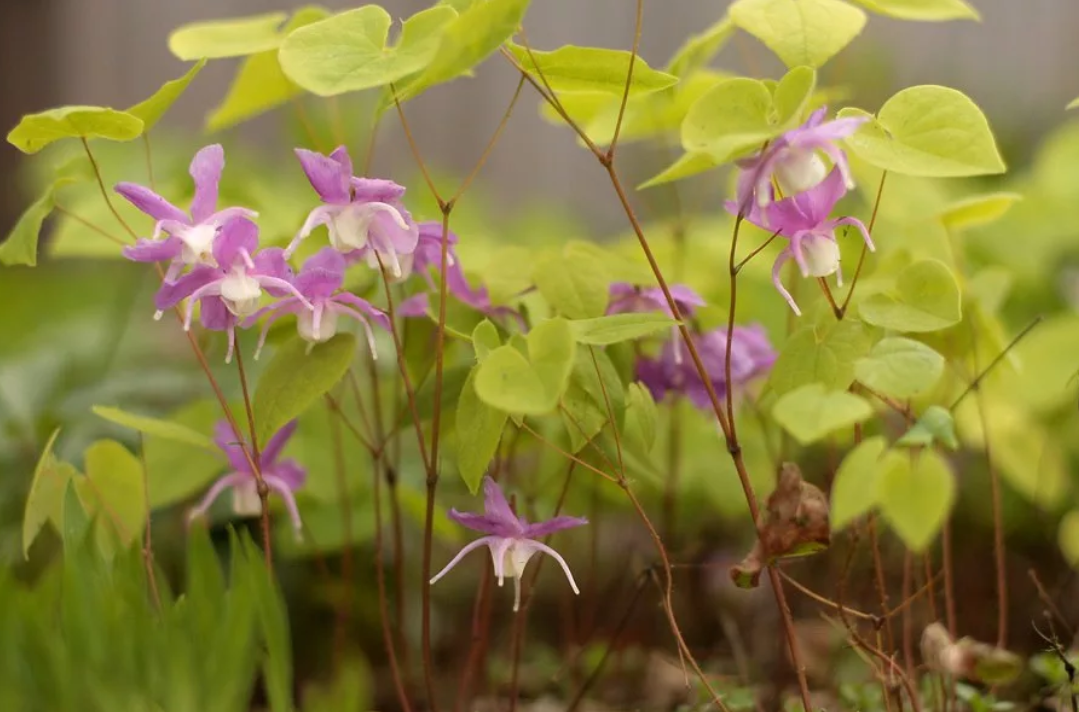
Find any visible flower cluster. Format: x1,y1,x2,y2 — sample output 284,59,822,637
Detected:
727,107,875,315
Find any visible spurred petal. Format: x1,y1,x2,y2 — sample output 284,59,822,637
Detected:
264,473,304,537
397,292,430,318
519,540,582,594
767,166,847,230
772,249,801,315
187,471,250,523
261,420,298,465
253,247,294,283
296,147,351,204
189,144,225,223
448,510,517,536
123,236,183,263
295,248,346,299
350,177,406,204
115,182,189,224
199,296,234,332
523,515,589,538
271,458,307,491
333,292,390,330
286,204,338,257
429,535,500,585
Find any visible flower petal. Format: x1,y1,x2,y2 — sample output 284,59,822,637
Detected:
122,236,183,263
333,292,389,330
523,515,589,538
214,420,251,472
481,476,524,533
199,295,234,332
189,144,225,223
296,147,351,204
264,473,305,537
350,177,406,203
213,217,260,268
448,510,517,536
115,182,189,224
261,420,298,465
154,265,220,311
429,535,500,585
188,471,250,523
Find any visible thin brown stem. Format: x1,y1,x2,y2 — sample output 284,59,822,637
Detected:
137,434,161,611
949,315,1043,410
1029,569,1073,634
81,138,136,240
779,570,876,621
454,565,494,712
606,0,643,157
902,551,915,680
451,74,526,204
869,516,895,652
53,204,127,246
390,86,443,205
234,346,273,571
327,399,353,671
734,229,781,273
838,170,888,318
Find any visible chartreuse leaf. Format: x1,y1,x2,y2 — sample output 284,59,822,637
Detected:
560,348,623,452
533,246,610,319
7,106,143,154
937,192,1021,231
207,7,330,131
859,259,962,332
0,179,70,266
92,405,216,452
75,440,146,554
253,333,356,446
878,449,954,551
831,436,906,530
505,43,677,95
769,318,876,396
1068,97,1079,111
848,0,979,21
1058,510,1079,568
169,12,288,60
399,0,530,100
143,400,227,508
772,384,873,445
127,59,207,130
840,86,1005,176
666,16,735,77
528,318,577,403
455,367,507,493
475,318,575,415
622,383,658,458
22,429,70,557
569,313,676,345
472,319,500,361
280,5,456,97
897,405,958,449
729,0,867,68
854,337,945,398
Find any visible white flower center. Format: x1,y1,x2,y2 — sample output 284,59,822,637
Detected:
177,223,218,264
774,149,828,197
327,202,409,254
802,236,841,278
297,306,338,343
220,267,263,317
232,480,261,516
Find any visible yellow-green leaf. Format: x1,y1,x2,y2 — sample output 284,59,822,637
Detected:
854,337,945,398
848,0,979,21
22,429,71,558
769,318,877,396
0,181,64,266
76,439,147,552
878,449,954,551
91,404,216,452
729,0,867,68
937,192,1022,232
666,17,735,77
506,43,678,96
859,259,962,332
831,436,905,530
772,383,873,445
455,367,507,493
169,12,289,60
7,106,143,154
127,59,207,130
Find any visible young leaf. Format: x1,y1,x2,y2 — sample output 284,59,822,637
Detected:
455,367,508,493
569,313,676,345
528,318,577,404
474,346,548,414
280,5,456,97
0,182,62,266
831,436,905,530
22,429,70,558
127,59,207,130
207,7,329,131
768,318,877,396
92,405,216,452
168,12,288,60
471,319,501,361
729,0,867,68
859,259,962,332
76,439,147,550
253,333,356,446
896,405,958,449
854,337,945,398
505,44,678,95
640,150,723,188
937,192,1021,232
533,251,610,319
847,0,979,21
666,16,735,77
622,383,658,458
878,449,954,551
61,480,92,546
840,86,1006,176
772,384,873,445
7,106,143,154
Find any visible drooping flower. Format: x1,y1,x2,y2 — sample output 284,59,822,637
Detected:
287,146,419,277
117,144,257,280
728,167,875,316
733,106,867,215
637,324,776,410
430,477,588,612
247,247,389,357
154,218,312,362
189,419,307,537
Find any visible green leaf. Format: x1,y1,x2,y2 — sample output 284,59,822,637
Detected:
560,347,623,452
878,449,954,551
639,150,723,188
1068,97,1079,111
76,440,146,551
22,429,70,558
847,0,979,21
533,250,610,319
1058,510,1079,568
455,367,508,494
772,384,873,445
622,383,658,458
207,7,329,131
854,337,944,398
280,5,456,97
168,12,289,60
896,405,958,449
506,43,678,95
729,0,867,68
471,319,501,361
859,259,962,332
569,313,676,345
399,0,530,100
143,400,227,509
475,318,575,415
61,480,92,546
528,318,577,404
769,318,876,396
831,436,905,530
840,86,1005,176
666,16,735,77
127,59,207,130
253,334,356,446
0,182,60,266
7,106,143,154
937,192,1021,232
91,405,216,452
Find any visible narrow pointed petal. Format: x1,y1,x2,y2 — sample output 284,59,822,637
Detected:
772,249,801,316
334,292,390,330
831,216,875,252
154,265,219,311
448,510,516,536
287,205,337,257
527,540,582,594
429,535,499,585
264,474,304,538
260,420,298,465
213,218,260,268
115,182,189,224
189,144,225,222
188,472,249,523
122,236,183,263
481,477,524,533
296,147,351,204
524,515,589,538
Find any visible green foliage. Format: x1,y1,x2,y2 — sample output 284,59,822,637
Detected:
878,449,954,551
91,404,216,452
533,246,610,319
621,383,658,460
127,59,207,130
280,5,457,97
168,11,289,60
253,333,356,447
831,436,905,530
506,43,678,95
666,16,734,77
471,319,501,361
475,318,575,415
840,86,1006,176
22,430,68,558
569,313,676,345
937,192,1022,232
769,317,877,395
455,367,507,493
729,0,867,68
7,106,143,154
559,347,624,452
859,259,962,332
854,337,945,398
1058,509,1079,568
75,439,146,556
848,0,979,20
772,383,873,444
0,180,68,266
897,405,958,449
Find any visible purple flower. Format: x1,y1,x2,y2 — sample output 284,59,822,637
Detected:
117,144,256,280
637,324,776,410
155,218,312,362
247,247,390,357
287,146,419,278
189,419,307,537
729,167,875,315
734,106,866,215
606,282,705,319
430,477,588,612
398,220,459,288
